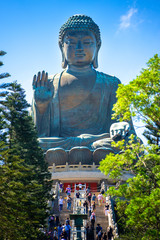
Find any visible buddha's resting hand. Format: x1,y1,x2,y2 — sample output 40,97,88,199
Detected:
32,71,54,114
110,122,131,140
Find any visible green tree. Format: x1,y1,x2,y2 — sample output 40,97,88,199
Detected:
112,54,160,146
0,149,40,239
0,52,52,239
5,81,52,225
0,50,11,142
99,54,160,240
0,51,10,80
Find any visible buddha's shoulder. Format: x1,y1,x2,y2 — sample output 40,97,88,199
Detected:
96,71,121,85
48,74,59,80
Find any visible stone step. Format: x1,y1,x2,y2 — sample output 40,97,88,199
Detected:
52,191,109,237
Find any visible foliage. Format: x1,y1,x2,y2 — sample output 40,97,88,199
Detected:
0,51,10,79
99,54,160,239
0,50,11,142
112,54,160,146
0,52,52,239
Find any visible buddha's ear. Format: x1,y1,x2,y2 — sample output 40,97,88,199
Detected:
59,43,68,69
93,47,100,69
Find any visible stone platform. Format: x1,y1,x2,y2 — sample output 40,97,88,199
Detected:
48,162,134,182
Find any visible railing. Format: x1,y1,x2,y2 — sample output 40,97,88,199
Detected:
48,162,99,173
71,183,87,240
71,228,86,240
73,183,87,214
106,195,119,239
47,181,59,215
101,181,119,239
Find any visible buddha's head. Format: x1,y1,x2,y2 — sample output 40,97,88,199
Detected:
59,14,101,69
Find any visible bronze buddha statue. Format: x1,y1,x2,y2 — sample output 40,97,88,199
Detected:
31,15,135,165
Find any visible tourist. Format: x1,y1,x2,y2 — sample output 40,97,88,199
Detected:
58,196,64,211
62,223,65,229
65,217,70,225
92,201,96,211
101,189,105,194
79,182,82,190
92,193,97,202
59,182,63,193
86,187,90,195
98,193,103,206
51,195,55,210
53,227,58,240
76,191,80,198
66,195,72,210
49,215,55,230
83,200,88,214
85,223,90,240
107,226,113,240
88,205,92,217
65,185,71,196
58,224,63,240
96,223,102,235
60,228,67,240
55,216,60,227
86,224,94,240
48,228,54,240
96,229,103,240
87,192,92,204
104,203,109,216
90,212,96,229
65,222,71,240
102,232,107,240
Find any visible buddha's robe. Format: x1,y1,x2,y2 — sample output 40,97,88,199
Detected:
31,71,134,150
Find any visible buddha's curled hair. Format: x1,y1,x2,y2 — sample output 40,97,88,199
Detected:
59,14,101,47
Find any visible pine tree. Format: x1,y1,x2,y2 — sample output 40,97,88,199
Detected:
5,81,52,230
0,50,11,142
0,51,10,80
0,52,52,239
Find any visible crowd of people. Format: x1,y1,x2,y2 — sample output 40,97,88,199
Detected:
84,188,113,240
41,215,71,240
41,183,113,240
85,223,113,240
39,183,72,240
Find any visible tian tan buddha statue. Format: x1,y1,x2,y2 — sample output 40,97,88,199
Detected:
31,15,136,165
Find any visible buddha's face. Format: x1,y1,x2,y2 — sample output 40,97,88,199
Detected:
62,30,97,67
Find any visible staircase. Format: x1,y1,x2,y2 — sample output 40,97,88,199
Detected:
51,184,109,239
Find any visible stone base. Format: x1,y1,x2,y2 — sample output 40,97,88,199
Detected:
48,169,134,182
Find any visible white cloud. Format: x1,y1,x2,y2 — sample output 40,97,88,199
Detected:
119,8,138,30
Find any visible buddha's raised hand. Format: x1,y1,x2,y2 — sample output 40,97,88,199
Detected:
32,71,54,114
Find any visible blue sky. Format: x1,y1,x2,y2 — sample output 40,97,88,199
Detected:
1,0,160,141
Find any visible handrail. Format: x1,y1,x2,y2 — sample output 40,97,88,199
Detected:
70,183,87,239
101,181,119,239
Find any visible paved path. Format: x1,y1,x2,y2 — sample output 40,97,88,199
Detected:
94,193,109,234
52,192,74,225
